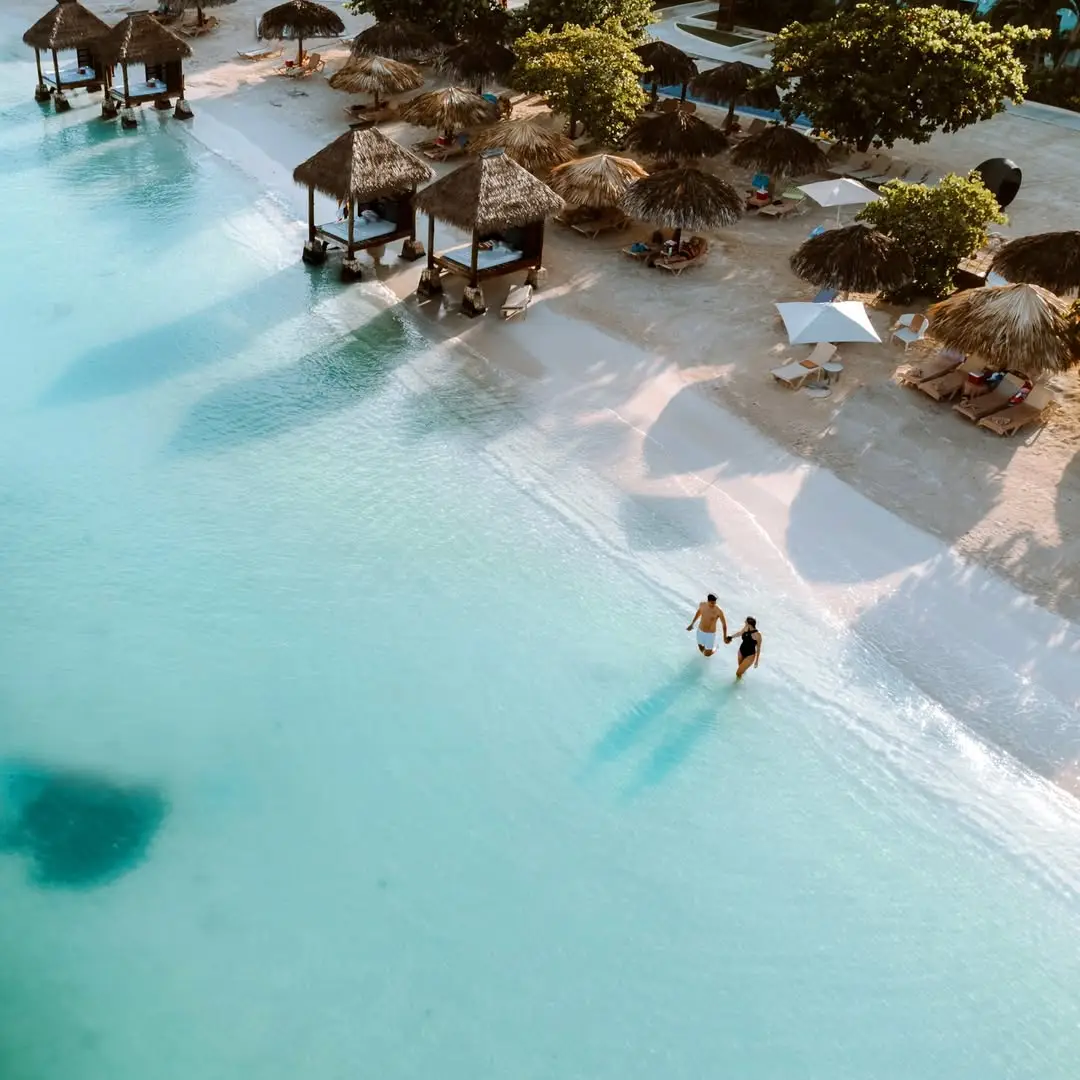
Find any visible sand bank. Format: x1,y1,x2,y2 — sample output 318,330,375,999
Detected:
12,1,1080,780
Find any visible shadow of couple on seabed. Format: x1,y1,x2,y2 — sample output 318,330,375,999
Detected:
582,659,740,798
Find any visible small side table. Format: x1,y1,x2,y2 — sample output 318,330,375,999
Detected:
822,361,844,385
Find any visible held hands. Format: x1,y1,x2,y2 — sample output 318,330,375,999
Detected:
723,636,732,645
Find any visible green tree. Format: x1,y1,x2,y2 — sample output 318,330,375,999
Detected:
343,0,504,43
512,24,646,141
857,173,1006,300
770,3,1040,152
986,0,1074,65
523,0,654,40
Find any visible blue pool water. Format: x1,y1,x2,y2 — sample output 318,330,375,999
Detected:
4,43,1080,1080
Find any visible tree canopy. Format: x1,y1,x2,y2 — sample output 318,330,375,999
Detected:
343,0,507,43
770,3,1040,151
512,24,646,142
857,172,1007,300
522,0,654,40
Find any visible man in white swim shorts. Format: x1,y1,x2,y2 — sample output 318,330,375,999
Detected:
686,594,729,658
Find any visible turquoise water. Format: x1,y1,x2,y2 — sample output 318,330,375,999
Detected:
4,46,1080,1080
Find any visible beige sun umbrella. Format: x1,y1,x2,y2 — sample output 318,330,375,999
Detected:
468,118,576,173
258,0,344,64
990,232,1080,295
328,55,423,108
927,282,1080,377
398,85,496,138
548,153,648,209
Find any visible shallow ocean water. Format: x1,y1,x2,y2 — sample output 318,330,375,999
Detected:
3,44,1080,1080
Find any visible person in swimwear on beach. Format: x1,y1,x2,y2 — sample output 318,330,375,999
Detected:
687,594,728,657
732,617,763,679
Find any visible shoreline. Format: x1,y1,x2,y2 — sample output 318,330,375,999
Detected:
8,3,1080,783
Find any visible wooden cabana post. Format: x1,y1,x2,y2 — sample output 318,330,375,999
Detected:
412,148,564,318
292,123,434,283
23,0,112,108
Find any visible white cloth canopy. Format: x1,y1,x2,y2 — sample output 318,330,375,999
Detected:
799,178,879,224
799,178,879,208
775,301,882,344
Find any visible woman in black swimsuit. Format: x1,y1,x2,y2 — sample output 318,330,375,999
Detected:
733,617,762,680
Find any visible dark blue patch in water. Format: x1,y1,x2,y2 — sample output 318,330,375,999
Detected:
0,761,167,889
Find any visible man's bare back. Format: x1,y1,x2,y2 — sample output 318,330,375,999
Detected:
687,595,728,657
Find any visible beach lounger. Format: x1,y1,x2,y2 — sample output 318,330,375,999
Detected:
179,14,218,36
864,161,913,186
895,349,964,386
846,153,892,181
758,199,799,218
237,44,283,60
953,374,1026,421
570,209,630,239
501,283,533,320
276,52,323,77
622,240,659,261
902,166,934,185
917,364,979,401
771,342,836,388
976,386,1053,436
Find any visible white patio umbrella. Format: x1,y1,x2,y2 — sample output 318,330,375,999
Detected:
776,300,882,344
798,178,878,224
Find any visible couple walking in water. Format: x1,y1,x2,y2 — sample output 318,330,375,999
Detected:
687,595,762,679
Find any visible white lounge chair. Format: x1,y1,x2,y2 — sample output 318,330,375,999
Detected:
501,283,532,320
237,44,283,60
890,313,929,350
771,342,836,388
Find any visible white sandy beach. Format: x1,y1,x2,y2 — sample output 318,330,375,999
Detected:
15,0,1080,782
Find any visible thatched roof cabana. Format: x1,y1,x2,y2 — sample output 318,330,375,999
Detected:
928,283,1080,377
414,148,564,309
399,86,496,137
23,0,111,102
293,124,434,275
990,232,1080,295
626,109,728,164
548,153,648,208
351,20,438,60
620,166,741,245
790,223,913,296
438,39,515,94
469,118,576,173
689,61,779,131
258,0,344,63
635,40,697,104
731,124,826,180
99,12,192,113
328,55,423,107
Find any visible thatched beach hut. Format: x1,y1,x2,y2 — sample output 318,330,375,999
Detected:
23,0,111,109
620,166,742,247
293,123,434,281
928,283,1080,378
548,152,646,234
635,40,697,105
99,13,193,124
399,86,496,139
626,108,728,165
689,62,779,132
790,223,913,296
468,119,576,173
731,125,826,185
438,39,516,94
414,148,564,316
328,56,424,109
990,232,1080,296
258,0,345,65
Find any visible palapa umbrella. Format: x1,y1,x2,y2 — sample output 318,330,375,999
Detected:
438,39,515,94
328,55,423,107
776,301,882,345
732,125,826,182
928,283,1080,377
790,224,912,296
351,19,438,60
620,166,741,246
798,178,878,225
635,40,697,104
689,61,779,132
399,85,496,138
548,153,648,209
989,232,1080,296
625,109,728,164
258,0,344,64
468,118,576,173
